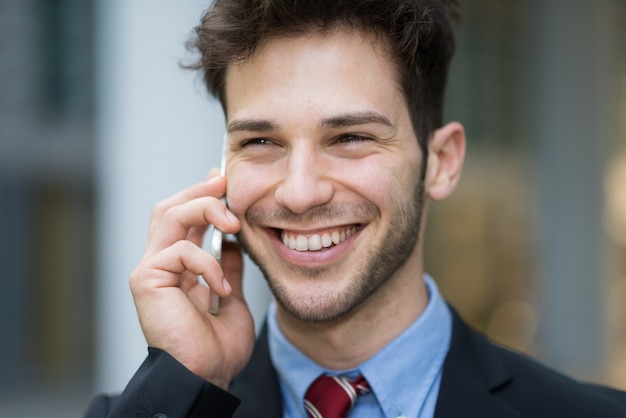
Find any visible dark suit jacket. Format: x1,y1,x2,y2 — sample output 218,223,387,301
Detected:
86,308,626,417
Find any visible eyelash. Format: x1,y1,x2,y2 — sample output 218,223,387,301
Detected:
335,134,372,144
239,133,372,148
241,137,274,147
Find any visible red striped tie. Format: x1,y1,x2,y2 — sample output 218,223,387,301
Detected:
304,374,371,418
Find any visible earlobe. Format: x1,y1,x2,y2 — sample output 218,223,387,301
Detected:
425,121,466,201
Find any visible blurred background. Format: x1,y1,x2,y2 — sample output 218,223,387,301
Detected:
0,0,625,416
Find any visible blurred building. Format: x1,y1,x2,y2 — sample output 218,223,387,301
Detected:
427,0,626,388
0,0,95,414
0,0,624,416
0,0,94,417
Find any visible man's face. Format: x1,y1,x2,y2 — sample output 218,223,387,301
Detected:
224,29,426,323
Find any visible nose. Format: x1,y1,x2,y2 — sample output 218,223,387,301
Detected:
274,147,334,214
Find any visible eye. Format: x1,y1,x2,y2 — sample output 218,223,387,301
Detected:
335,134,372,144
241,137,275,147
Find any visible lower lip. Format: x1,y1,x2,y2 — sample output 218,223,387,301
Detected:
265,227,362,266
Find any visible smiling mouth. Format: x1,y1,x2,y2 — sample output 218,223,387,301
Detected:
280,225,360,252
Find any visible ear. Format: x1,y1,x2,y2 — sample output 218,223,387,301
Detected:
424,121,466,201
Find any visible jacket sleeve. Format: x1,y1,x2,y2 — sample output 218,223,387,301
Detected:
84,347,241,418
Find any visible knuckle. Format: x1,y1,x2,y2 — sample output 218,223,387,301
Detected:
151,200,169,221
129,265,144,291
160,204,180,224
172,239,194,252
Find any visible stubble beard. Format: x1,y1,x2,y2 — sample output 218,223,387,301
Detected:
237,179,425,323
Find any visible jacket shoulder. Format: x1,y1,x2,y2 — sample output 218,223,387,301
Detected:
436,307,626,418
494,344,626,417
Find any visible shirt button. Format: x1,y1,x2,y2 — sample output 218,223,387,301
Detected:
152,414,167,418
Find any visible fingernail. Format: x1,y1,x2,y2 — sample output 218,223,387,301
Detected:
207,168,221,180
223,278,232,293
225,209,239,224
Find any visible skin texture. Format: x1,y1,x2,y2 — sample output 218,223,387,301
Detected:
129,28,465,386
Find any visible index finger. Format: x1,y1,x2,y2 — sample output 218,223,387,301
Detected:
146,195,240,257
151,175,227,224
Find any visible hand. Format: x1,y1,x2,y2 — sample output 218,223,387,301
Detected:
129,172,255,389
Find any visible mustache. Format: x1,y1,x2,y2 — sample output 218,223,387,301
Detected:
245,202,379,226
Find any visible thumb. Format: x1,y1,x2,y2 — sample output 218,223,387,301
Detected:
221,240,244,298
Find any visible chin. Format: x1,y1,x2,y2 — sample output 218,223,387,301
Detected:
269,276,374,323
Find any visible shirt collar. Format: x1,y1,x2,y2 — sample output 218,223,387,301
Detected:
267,274,451,418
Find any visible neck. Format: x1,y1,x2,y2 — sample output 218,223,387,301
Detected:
276,258,429,370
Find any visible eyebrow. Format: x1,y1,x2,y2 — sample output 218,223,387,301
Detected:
319,111,393,129
227,111,392,134
227,119,278,133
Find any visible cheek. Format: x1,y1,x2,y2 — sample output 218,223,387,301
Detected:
226,163,273,218
339,163,398,213
347,152,420,200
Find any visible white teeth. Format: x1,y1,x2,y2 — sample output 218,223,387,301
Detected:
282,227,357,252
308,235,322,251
283,234,294,248
296,235,308,251
321,233,333,248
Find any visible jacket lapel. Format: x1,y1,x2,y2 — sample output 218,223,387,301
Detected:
229,323,283,418
229,309,524,418
434,308,522,418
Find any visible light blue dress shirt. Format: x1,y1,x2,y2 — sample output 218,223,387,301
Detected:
267,274,452,418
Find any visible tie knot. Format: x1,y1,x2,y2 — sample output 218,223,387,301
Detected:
304,374,371,418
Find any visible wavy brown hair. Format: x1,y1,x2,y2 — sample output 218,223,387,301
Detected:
187,0,459,164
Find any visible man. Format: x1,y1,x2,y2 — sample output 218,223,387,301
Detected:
86,0,626,417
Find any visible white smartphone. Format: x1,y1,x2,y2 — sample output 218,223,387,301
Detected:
208,134,228,315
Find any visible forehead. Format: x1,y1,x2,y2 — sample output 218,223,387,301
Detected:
223,29,405,122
